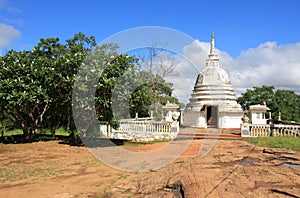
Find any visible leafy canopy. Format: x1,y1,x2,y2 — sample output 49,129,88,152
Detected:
237,85,300,122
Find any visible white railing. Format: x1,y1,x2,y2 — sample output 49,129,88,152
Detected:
110,120,179,141
272,124,300,137
249,124,271,137
241,123,300,138
118,120,172,133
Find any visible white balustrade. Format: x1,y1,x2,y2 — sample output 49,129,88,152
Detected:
272,124,300,137
249,124,270,137
118,121,173,133
241,123,300,138
106,119,179,141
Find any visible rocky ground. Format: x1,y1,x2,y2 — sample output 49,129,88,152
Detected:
0,138,299,197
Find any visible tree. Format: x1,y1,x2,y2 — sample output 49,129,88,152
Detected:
110,67,181,120
128,71,174,118
0,49,56,140
237,85,300,122
72,43,138,129
274,89,300,122
0,33,96,140
79,43,178,124
139,46,179,78
136,42,181,116
237,85,276,111
95,45,138,126
44,33,96,133
0,33,181,140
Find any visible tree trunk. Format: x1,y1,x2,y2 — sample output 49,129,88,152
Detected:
28,128,37,141
1,123,4,142
21,125,29,141
21,123,37,142
67,109,71,132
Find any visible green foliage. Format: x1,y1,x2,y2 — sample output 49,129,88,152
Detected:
0,49,52,139
95,45,138,124
2,129,23,136
0,33,96,140
2,127,70,137
72,43,138,130
128,71,173,118
274,89,300,122
129,84,153,117
42,33,96,133
237,85,276,111
0,119,14,138
244,137,300,152
237,85,300,122
0,33,181,140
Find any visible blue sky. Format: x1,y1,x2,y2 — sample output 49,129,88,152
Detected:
1,0,300,101
1,0,299,56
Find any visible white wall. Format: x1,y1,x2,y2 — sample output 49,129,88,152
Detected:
183,111,242,129
183,110,206,128
219,114,243,129
251,111,267,124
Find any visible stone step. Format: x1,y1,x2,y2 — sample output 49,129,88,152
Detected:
177,129,242,140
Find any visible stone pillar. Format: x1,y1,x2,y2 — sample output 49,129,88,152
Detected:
241,123,250,137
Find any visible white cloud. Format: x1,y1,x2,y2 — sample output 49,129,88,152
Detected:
166,39,300,104
231,42,300,91
0,0,22,14
0,0,23,55
0,23,21,48
0,16,25,26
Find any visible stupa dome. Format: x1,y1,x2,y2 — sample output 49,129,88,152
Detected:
196,66,231,86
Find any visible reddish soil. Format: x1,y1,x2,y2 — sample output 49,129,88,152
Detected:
0,138,300,197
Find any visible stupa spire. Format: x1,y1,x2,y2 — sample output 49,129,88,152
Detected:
208,32,218,59
206,32,219,67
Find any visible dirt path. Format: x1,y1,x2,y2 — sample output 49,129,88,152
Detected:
0,139,299,197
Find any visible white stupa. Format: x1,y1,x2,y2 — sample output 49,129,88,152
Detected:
183,33,244,129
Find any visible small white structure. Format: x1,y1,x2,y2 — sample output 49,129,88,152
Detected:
163,101,180,122
249,104,270,124
183,33,244,129
241,104,270,137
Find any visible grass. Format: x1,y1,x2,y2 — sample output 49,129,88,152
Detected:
123,141,141,147
147,138,172,143
244,136,300,152
2,129,23,136
0,164,57,183
118,174,130,180
122,138,171,147
2,127,72,137
38,127,70,136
